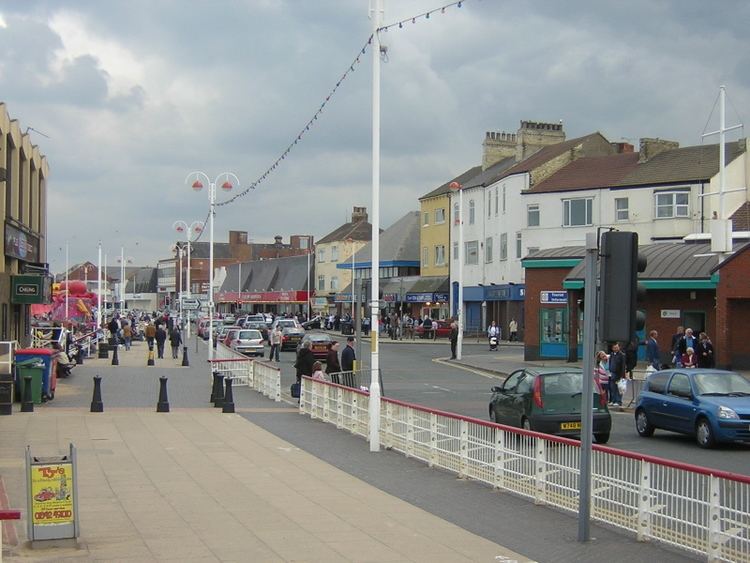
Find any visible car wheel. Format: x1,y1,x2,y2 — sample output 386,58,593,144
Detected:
695,417,716,449
594,432,610,444
635,409,655,437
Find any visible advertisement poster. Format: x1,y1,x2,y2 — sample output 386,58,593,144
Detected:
30,463,74,525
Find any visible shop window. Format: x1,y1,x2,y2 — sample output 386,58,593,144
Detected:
540,308,567,344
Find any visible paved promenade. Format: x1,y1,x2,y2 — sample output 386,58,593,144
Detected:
0,337,696,562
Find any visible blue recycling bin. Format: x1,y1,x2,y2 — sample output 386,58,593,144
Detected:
15,348,57,401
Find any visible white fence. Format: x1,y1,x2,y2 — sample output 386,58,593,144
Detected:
300,377,750,562
210,343,280,402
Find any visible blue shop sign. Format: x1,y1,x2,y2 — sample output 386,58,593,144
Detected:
540,290,568,304
433,292,449,302
484,284,525,301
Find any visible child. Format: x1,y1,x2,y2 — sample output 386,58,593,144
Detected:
311,361,329,381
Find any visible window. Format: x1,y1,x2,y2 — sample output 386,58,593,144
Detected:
646,372,670,394
469,200,475,224
331,245,339,262
516,232,522,259
452,242,458,261
453,202,459,225
330,276,339,291
488,191,492,218
527,204,540,227
494,187,499,216
299,237,309,250
563,198,593,226
423,212,429,226
465,241,478,265
435,245,446,266
317,248,326,262
502,185,506,213
317,275,325,291
655,190,689,218
668,373,692,398
422,246,429,267
502,370,525,392
435,208,445,224
485,237,493,263
615,197,629,221
500,233,508,261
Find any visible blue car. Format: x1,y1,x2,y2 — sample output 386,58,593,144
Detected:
635,369,750,448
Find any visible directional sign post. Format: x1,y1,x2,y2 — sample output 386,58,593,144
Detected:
181,299,200,311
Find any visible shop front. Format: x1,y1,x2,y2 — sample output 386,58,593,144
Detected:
405,292,450,321
484,284,525,341
215,290,310,316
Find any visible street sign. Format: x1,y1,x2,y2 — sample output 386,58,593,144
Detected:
181,299,200,310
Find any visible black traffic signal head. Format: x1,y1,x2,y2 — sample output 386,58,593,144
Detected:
598,231,647,343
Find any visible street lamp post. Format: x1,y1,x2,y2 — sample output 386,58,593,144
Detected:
118,248,133,313
186,171,240,362
173,220,203,339
346,237,355,317
64,241,69,320
96,242,102,330
450,181,464,360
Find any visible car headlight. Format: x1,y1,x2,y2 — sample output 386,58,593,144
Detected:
718,405,739,419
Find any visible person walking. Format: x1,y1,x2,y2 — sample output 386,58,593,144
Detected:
269,324,282,362
487,321,500,350
645,330,660,370
122,321,132,351
449,321,458,360
325,341,341,375
696,332,715,368
145,321,156,350
508,318,518,342
295,340,315,383
108,315,121,348
155,325,167,359
341,336,356,372
169,326,182,359
608,342,626,407
595,351,610,404
670,325,685,366
625,338,638,378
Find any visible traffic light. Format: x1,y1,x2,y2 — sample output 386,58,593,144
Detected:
598,231,647,343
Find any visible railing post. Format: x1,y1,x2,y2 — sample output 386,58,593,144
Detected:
459,419,469,478
350,392,358,435
299,378,306,414
406,407,415,458
637,460,651,542
494,426,505,490
336,387,344,429
322,383,330,422
383,402,392,449
429,413,438,468
534,437,547,505
708,475,721,561
248,360,254,389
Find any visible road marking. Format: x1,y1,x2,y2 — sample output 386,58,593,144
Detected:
424,384,453,393
433,357,505,380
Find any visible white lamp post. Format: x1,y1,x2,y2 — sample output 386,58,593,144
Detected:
64,241,69,320
450,181,464,360
117,247,134,313
173,220,203,338
96,242,102,330
186,171,240,362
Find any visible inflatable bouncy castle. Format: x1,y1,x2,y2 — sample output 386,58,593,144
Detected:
47,281,96,321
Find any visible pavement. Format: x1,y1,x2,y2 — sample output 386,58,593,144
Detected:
0,336,698,562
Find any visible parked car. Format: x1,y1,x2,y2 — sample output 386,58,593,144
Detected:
244,313,266,325
227,329,265,357
217,325,241,346
414,319,452,339
198,319,221,340
242,319,269,341
635,369,750,448
271,318,305,350
489,367,611,443
301,316,322,330
296,333,333,360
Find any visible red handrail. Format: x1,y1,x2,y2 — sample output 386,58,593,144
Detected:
0,509,21,520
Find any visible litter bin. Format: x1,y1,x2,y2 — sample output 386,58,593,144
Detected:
15,349,57,402
16,359,44,404
340,321,353,336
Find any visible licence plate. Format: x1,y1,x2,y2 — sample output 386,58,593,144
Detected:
560,421,581,430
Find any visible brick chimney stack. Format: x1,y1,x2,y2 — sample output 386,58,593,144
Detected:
482,120,566,170
351,206,368,223
639,138,679,163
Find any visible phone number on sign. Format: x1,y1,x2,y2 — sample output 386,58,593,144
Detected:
34,509,72,520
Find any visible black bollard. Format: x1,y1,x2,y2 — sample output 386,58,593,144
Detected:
21,375,34,413
111,344,120,366
213,373,225,408
147,344,155,366
90,375,104,412
181,346,189,367
222,377,235,413
156,376,170,413
210,371,220,403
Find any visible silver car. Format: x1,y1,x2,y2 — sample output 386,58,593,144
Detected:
229,329,265,357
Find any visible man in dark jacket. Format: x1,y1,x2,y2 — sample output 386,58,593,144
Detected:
325,341,341,375
295,340,316,383
608,342,626,406
449,322,458,360
169,327,182,359
155,325,167,359
341,336,356,372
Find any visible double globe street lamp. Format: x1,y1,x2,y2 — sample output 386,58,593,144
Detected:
185,171,240,361
173,220,204,339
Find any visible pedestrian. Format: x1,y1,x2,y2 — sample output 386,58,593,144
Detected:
696,332,715,368
677,328,698,365
422,316,434,340
487,321,500,350
295,340,315,383
155,325,167,359
595,351,610,404
608,342,626,406
145,321,156,349
509,318,518,342
670,325,685,366
108,315,120,347
645,330,660,370
325,341,341,375
122,321,132,351
341,336,356,372
268,324,282,362
169,327,182,359
449,321,458,360
681,346,698,368
311,361,329,382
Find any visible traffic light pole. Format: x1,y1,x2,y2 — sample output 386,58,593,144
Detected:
578,232,598,542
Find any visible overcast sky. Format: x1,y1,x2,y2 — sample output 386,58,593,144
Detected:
1,0,748,274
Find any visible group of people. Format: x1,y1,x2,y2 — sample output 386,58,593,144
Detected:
595,341,638,406
104,311,185,360
644,326,715,370
294,336,357,384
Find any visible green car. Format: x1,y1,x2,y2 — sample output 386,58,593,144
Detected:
489,367,612,444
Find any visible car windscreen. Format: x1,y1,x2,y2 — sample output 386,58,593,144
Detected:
542,372,583,394
238,330,262,340
278,320,297,328
694,372,750,395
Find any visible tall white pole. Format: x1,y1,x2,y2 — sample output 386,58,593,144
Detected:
208,181,215,361
120,246,125,312
96,242,102,330
351,244,355,316
104,254,108,314
307,245,311,319
457,187,464,360
186,238,192,338
64,241,69,320
368,0,383,452
178,247,183,329
719,85,726,222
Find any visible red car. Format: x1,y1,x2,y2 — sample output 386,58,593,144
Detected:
296,333,333,360
414,320,453,339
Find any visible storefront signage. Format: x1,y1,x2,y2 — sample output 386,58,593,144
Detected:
11,275,51,304
215,290,309,303
484,285,525,301
660,309,681,319
5,222,40,262
406,292,450,303
540,290,568,304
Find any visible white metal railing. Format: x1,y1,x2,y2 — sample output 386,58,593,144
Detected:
209,357,253,387
30,326,64,349
253,361,281,402
0,341,17,375
300,377,750,562
209,343,280,401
